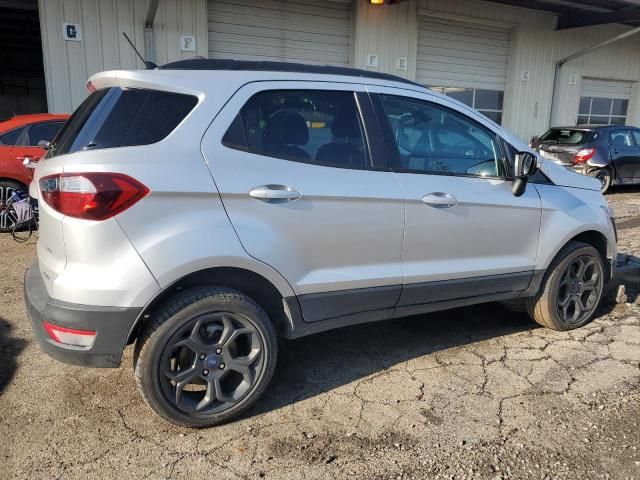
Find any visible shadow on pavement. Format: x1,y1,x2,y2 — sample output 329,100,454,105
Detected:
0,316,27,394
251,302,536,418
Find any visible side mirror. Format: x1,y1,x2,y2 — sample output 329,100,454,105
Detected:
512,152,538,197
38,140,51,149
529,136,540,148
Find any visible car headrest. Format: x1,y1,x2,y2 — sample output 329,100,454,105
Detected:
331,105,361,138
268,110,309,146
611,134,627,146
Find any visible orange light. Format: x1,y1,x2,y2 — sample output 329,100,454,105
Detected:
370,0,385,4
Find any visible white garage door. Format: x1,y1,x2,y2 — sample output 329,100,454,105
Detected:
578,78,632,125
207,0,351,66
416,17,511,124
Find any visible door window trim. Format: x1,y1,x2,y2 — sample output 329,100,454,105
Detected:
369,93,509,180
221,88,379,172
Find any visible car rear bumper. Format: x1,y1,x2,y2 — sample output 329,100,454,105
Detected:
24,258,141,368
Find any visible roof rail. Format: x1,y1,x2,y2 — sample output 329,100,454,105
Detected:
159,59,422,87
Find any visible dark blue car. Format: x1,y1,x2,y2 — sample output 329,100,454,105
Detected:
532,125,640,193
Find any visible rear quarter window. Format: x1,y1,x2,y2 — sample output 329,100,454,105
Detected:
49,87,197,158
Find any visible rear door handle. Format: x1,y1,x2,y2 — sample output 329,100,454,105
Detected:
422,192,458,208
249,184,302,203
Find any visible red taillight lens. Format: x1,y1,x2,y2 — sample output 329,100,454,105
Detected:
574,148,595,164
39,173,149,220
43,321,96,348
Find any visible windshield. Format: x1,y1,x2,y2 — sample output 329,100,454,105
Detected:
539,129,593,145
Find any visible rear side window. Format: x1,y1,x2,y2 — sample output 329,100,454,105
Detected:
27,122,64,146
49,87,197,158
223,90,368,169
609,130,633,147
0,127,24,146
539,129,592,145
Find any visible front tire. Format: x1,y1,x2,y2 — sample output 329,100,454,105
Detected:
134,287,278,428
527,242,605,331
588,168,612,194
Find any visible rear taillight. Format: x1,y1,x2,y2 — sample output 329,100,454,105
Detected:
574,148,595,164
43,322,96,348
39,173,149,220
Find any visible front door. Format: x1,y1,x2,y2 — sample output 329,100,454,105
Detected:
609,129,637,181
370,88,542,308
201,83,405,322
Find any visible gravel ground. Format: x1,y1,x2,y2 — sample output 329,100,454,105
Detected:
1,188,639,480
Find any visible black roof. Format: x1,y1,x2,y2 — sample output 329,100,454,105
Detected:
159,59,422,87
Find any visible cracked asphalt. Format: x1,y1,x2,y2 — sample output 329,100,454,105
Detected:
1,188,640,480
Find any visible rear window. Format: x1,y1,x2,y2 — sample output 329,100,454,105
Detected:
48,87,197,158
539,129,593,145
0,127,24,146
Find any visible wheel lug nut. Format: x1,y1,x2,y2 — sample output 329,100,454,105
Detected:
199,354,206,360
219,363,225,370
216,348,222,354
202,369,209,375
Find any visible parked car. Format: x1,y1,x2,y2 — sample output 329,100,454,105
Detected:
25,60,617,428
0,113,68,231
531,125,640,193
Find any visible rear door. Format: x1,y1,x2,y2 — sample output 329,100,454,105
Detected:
369,87,542,311
631,129,640,181
201,82,405,323
609,129,636,180
9,122,65,175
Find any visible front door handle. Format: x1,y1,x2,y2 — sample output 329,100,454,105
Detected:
249,184,302,203
422,192,459,208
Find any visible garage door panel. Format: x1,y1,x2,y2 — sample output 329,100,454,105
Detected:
416,62,507,78
216,0,350,20
210,23,350,47
417,46,509,63
581,78,633,99
210,42,350,65
417,54,508,70
208,0,351,67
417,17,511,92
419,31,509,50
212,4,350,33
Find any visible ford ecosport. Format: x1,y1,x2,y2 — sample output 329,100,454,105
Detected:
25,60,617,427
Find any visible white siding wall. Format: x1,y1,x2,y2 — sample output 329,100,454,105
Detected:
39,0,640,141
353,0,418,80
354,0,640,140
39,0,207,113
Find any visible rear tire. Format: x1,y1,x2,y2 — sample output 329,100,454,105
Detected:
0,180,24,233
134,287,278,428
588,168,612,194
527,241,605,331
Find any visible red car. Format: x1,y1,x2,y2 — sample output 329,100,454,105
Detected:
0,113,69,231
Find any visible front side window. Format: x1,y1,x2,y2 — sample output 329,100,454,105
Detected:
632,130,640,145
27,122,64,146
578,97,628,125
428,86,504,124
378,94,503,178
223,90,368,168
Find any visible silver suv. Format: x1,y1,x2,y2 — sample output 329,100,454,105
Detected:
25,60,617,427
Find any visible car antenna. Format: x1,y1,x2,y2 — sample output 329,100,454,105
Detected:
122,32,158,70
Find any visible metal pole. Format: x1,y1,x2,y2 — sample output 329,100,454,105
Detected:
144,0,161,64
549,25,640,127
